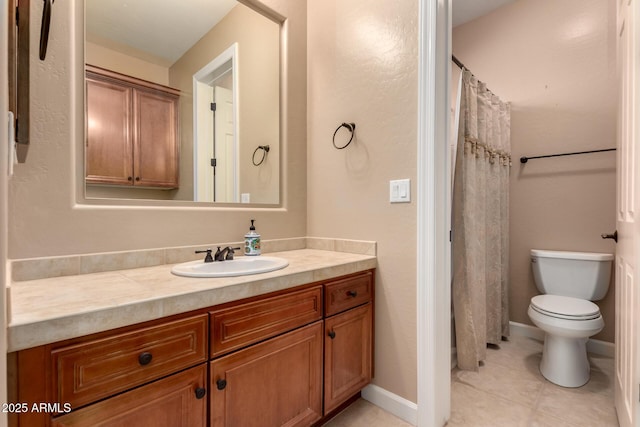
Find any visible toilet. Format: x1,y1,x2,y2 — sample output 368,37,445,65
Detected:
527,249,613,388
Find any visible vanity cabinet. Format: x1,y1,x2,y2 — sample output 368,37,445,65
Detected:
85,65,180,189
323,273,373,414
9,270,374,427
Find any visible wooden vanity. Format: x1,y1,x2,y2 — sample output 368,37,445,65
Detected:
9,269,374,427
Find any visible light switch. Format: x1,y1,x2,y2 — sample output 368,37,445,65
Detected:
241,193,251,203
390,179,411,203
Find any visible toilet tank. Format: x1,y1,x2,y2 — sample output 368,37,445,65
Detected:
530,249,614,301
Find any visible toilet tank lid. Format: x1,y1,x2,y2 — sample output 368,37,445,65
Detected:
530,249,614,261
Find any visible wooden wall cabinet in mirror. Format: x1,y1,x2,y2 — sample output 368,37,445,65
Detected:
85,65,180,189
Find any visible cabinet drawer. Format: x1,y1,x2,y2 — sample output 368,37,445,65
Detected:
210,285,323,358
52,364,207,427
324,271,373,316
51,314,208,409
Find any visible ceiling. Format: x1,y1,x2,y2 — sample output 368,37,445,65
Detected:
86,0,518,65
453,0,519,27
85,0,238,64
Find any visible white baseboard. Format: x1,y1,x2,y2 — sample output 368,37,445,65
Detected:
361,384,418,426
509,321,614,358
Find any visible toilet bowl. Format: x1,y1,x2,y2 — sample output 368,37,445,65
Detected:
528,295,604,387
527,250,613,388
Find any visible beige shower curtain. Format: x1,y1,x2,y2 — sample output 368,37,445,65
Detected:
452,69,511,371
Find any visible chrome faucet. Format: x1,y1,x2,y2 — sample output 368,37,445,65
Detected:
214,246,241,261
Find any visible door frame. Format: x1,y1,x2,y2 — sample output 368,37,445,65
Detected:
417,0,451,426
193,43,239,202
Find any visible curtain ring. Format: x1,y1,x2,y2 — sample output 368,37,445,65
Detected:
332,122,356,149
252,145,270,166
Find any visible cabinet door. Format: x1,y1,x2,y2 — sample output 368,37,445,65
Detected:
210,321,323,427
51,364,207,427
85,77,133,185
133,89,179,188
324,303,372,414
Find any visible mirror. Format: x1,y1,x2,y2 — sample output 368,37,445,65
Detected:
84,0,280,204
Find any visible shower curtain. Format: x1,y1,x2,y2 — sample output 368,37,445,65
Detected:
452,69,511,371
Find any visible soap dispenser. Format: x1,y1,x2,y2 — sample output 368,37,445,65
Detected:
244,219,261,256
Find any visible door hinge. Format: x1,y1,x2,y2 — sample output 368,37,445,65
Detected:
211,158,216,167
449,230,452,242
210,102,216,112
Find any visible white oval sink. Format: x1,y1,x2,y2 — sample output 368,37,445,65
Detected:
171,256,289,278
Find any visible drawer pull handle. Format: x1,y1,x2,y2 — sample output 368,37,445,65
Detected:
347,290,358,297
195,387,207,399
216,379,227,390
328,331,336,339
138,352,153,366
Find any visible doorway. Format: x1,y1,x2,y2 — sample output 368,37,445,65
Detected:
193,44,239,202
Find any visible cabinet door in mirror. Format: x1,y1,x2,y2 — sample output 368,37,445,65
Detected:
84,0,280,204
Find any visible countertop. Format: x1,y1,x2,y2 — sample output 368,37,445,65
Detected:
7,249,376,352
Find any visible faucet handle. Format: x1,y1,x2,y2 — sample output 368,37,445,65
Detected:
195,248,214,263
225,247,242,260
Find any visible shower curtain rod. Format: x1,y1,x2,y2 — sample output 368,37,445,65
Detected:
519,148,616,163
452,55,465,70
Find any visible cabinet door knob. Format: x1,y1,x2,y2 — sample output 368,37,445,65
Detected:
135,176,141,181
347,290,358,297
195,387,206,399
328,331,336,339
127,176,133,181
216,379,227,390
138,352,153,366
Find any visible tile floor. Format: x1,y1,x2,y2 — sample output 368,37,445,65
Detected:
327,334,618,427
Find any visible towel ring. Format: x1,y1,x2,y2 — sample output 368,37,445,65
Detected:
332,123,356,149
252,145,270,166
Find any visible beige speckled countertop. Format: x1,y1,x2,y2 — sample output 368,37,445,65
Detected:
7,248,376,352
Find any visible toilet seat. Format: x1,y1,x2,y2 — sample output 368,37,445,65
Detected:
530,295,600,321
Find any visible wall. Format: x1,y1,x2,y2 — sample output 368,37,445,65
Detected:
85,41,170,85
307,0,419,403
453,0,617,342
9,0,305,259
169,3,280,204
1,2,10,424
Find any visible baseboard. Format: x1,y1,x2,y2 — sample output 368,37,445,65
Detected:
509,321,614,358
361,384,417,426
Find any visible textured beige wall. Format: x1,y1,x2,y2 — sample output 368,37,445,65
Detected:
1,2,10,421
9,0,305,259
453,0,617,342
85,41,170,85
169,3,280,203
307,0,418,403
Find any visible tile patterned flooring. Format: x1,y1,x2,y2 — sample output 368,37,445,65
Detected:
327,334,618,427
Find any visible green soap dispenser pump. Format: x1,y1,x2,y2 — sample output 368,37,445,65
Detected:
244,219,261,256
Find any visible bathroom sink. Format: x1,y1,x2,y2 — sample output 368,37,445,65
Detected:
171,256,289,278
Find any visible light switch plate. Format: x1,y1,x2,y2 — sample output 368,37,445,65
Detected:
241,193,251,203
390,179,411,203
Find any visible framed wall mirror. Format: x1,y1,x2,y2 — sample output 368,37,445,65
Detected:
84,0,281,205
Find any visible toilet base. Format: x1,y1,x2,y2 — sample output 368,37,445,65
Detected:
540,334,590,388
